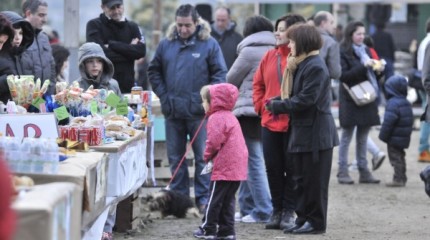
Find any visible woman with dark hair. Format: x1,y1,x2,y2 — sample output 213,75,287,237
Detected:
0,13,13,51
227,15,274,224
0,13,15,104
51,44,70,83
0,11,34,104
266,23,338,234
0,14,16,240
252,13,305,231
336,21,382,185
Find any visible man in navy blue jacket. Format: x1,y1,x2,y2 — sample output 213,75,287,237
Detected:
148,4,227,213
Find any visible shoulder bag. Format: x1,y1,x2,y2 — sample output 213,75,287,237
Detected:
342,80,376,106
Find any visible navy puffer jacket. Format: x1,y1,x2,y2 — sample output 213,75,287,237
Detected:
379,75,413,149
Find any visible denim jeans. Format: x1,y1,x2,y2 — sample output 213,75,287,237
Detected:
338,126,371,170
418,90,430,153
165,118,210,206
238,136,272,221
103,205,117,232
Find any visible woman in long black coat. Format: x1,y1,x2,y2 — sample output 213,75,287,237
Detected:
266,24,338,234
337,21,382,184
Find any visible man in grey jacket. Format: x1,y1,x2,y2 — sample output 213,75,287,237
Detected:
22,0,55,95
314,11,341,80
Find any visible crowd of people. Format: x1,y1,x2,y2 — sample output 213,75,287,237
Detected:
1,1,430,240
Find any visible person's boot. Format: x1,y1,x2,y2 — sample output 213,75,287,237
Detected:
337,168,354,184
265,209,282,229
418,150,430,162
386,179,406,187
359,168,380,184
279,210,296,230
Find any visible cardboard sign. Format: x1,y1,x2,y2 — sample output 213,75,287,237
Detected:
0,114,59,139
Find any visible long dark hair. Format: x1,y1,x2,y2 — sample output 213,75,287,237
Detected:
340,21,365,54
0,13,14,51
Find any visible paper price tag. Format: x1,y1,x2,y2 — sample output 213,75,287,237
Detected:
106,93,120,107
116,100,128,115
53,106,69,121
90,100,98,115
31,97,45,110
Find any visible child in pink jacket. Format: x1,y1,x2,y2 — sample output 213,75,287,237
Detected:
193,83,248,240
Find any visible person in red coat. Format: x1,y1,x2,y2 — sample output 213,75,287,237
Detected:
252,14,306,230
0,156,16,240
193,83,248,240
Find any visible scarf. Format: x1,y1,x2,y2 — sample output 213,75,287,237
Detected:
281,50,319,99
352,44,379,92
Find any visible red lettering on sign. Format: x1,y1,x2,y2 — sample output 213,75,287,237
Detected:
24,124,42,138
5,124,15,137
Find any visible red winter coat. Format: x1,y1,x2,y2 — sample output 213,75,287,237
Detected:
253,46,290,132
204,83,248,181
0,158,15,240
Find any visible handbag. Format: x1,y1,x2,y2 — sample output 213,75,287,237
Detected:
342,80,376,106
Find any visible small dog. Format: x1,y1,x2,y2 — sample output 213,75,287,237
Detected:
145,189,200,218
420,165,430,198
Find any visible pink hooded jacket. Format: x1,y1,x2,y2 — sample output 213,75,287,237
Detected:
204,83,248,181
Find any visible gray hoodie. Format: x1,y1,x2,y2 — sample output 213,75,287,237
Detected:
76,42,121,95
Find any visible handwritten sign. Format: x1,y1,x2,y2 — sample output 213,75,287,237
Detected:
0,114,59,139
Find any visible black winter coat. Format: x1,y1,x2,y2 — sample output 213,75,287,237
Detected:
86,14,146,93
210,23,243,70
338,47,380,128
379,75,413,149
269,55,339,153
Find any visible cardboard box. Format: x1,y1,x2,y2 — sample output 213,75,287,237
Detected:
13,182,82,240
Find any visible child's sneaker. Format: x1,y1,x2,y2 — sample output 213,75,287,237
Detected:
217,235,236,240
234,212,242,222
193,228,216,239
101,232,113,240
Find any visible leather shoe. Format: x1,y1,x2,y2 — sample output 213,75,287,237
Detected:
283,223,302,233
291,221,325,234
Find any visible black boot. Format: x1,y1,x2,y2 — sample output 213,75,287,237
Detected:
265,210,282,229
279,210,296,230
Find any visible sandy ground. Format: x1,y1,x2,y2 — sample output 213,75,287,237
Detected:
114,128,430,240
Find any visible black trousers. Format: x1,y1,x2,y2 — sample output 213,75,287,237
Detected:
292,149,333,231
261,127,296,212
201,181,240,236
387,144,407,182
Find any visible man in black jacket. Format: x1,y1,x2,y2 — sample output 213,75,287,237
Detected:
86,0,146,93
210,7,242,70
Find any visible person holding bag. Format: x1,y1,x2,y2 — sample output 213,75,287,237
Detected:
337,21,383,184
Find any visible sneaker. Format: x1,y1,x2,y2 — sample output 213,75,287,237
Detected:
234,212,242,222
101,232,113,240
372,152,386,171
419,150,430,162
193,228,216,239
241,214,257,223
348,160,358,172
217,235,236,240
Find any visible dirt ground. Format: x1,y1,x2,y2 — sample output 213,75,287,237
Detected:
114,128,430,240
